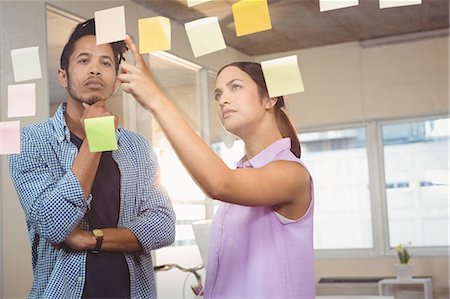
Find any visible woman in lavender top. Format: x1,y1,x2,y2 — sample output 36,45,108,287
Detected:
119,35,315,299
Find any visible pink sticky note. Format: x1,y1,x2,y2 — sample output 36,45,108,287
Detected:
0,121,20,155
8,83,36,118
95,6,126,45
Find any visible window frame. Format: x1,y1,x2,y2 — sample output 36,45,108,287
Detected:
299,115,449,259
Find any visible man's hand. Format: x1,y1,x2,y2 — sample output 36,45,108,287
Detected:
81,100,119,131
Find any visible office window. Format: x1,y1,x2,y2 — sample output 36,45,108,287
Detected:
300,128,373,249
149,52,205,245
382,117,449,248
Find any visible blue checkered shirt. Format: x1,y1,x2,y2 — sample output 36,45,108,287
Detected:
9,103,176,299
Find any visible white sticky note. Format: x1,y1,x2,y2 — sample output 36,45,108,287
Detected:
185,17,226,57
379,0,422,9
11,47,42,82
7,83,36,118
261,55,304,98
319,0,359,12
0,121,20,155
94,6,126,45
187,0,211,7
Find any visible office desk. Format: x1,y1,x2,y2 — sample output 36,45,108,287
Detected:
378,278,432,299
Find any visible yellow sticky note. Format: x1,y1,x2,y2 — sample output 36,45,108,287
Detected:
232,0,272,37
94,6,126,45
84,116,117,152
11,46,42,82
319,0,359,12
379,0,421,9
139,17,171,53
261,55,304,98
185,17,226,57
187,0,211,7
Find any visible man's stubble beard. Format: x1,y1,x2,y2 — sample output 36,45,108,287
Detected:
67,73,110,105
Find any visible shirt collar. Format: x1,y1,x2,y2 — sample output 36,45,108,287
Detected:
236,138,292,168
49,102,122,145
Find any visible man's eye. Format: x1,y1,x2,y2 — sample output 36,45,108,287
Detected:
102,61,112,67
78,58,88,64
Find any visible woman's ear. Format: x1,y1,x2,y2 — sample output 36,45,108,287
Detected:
57,69,68,88
263,96,277,109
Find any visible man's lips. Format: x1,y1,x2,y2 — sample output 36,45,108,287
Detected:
85,78,104,89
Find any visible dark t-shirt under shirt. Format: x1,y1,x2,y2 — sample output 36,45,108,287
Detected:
70,132,130,299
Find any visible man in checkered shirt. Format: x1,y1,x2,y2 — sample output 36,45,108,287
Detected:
9,18,175,299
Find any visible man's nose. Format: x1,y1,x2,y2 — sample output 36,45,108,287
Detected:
89,62,102,76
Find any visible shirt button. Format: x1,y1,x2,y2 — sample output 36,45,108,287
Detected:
78,276,83,282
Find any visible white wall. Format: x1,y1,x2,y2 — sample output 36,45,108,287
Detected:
255,37,449,130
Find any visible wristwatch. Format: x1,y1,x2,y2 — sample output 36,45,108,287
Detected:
91,229,104,254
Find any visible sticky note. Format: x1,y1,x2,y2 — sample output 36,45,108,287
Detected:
232,0,272,37
379,0,422,9
11,47,42,82
185,17,226,57
7,83,36,118
94,6,126,45
187,0,211,7
319,0,359,12
0,121,20,155
84,116,117,152
261,55,304,97
138,17,171,53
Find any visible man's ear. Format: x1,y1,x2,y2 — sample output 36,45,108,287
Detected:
263,96,277,109
57,69,68,88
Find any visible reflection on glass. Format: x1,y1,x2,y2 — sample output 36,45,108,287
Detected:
383,118,449,247
300,128,373,250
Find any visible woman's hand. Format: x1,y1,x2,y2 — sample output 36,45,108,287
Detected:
118,35,165,111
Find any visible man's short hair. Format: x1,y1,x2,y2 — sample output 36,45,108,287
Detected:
60,18,127,73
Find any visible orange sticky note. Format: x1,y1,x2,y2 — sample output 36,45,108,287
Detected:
138,17,171,53
232,0,272,37
0,121,20,155
94,6,126,45
261,55,304,97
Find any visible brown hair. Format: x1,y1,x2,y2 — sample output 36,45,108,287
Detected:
217,62,301,158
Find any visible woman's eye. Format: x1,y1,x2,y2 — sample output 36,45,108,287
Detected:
231,84,241,91
214,93,222,101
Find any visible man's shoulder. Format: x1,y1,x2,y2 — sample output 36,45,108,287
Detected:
21,118,55,140
118,128,150,147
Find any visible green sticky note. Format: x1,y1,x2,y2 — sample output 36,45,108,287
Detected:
84,116,117,152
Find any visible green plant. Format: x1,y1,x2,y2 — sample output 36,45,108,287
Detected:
395,243,411,264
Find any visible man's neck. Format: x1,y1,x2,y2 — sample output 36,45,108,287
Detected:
64,99,86,140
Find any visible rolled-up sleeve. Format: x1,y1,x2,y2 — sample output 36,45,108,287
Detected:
123,138,176,255
8,132,88,245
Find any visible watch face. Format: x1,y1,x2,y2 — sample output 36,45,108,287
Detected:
93,229,104,238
